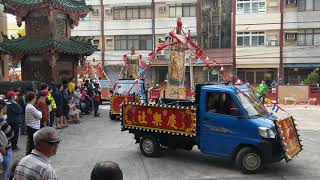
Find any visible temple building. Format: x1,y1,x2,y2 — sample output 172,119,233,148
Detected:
0,0,97,83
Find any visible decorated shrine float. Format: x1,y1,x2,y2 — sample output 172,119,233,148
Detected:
109,48,147,120
78,60,113,102
120,19,302,174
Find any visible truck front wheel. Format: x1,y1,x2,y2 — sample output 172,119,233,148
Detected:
109,111,117,120
140,135,160,157
235,147,263,174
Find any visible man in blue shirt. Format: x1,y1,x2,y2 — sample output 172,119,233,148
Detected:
6,91,22,150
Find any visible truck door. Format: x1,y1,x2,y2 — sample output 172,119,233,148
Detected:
199,91,243,157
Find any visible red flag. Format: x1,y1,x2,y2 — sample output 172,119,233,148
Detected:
86,62,90,71
97,63,103,79
148,52,156,59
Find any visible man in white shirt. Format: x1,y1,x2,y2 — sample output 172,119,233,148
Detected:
24,92,42,155
14,127,60,180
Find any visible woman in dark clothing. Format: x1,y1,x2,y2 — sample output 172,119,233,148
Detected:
62,84,69,127
53,83,63,129
17,90,27,135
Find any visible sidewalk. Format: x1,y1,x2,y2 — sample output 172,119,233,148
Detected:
267,104,320,131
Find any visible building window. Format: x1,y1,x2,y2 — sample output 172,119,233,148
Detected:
140,35,153,50
237,69,275,85
115,36,127,50
169,3,196,18
127,36,140,49
114,6,151,20
139,6,152,19
114,35,153,50
298,0,320,11
127,7,139,19
237,32,265,47
106,39,113,46
93,39,100,49
237,0,266,14
297,29,320,46
93,39,100,45
92,9,99,16
183,3,196,17
114,7,126,20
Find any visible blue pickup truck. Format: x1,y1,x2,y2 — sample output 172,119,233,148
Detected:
121,84,302,173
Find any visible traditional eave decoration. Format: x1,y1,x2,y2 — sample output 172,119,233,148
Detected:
0,37,97,56
1,0,92,27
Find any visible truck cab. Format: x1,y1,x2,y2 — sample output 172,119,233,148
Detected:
98,79,113,103
113,79,147,100
109,79,147,120
197,85,283,172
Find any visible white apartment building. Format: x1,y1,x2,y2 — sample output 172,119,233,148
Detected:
236,0,320,85
72,0,197,84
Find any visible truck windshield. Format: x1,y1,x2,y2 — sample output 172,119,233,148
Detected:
237,91,268,117
114,82,141,95
99,80,112,88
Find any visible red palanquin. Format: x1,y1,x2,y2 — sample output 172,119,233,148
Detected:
122,103,197,136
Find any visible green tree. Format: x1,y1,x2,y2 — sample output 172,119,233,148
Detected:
304,70,319,85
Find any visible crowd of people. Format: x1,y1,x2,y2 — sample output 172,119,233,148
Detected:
0,78,123,180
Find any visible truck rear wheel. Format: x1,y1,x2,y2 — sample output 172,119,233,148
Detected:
235,147,263,174
109,111,117,120
140,135,160,157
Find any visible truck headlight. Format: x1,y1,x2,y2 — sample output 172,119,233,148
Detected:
258,127,276,139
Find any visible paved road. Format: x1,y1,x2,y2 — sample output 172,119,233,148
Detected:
13,105,320,180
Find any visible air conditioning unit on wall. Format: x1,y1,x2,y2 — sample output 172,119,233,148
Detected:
105,8,112,14
287,0,297,5
286,33,296,40
267,40,278,46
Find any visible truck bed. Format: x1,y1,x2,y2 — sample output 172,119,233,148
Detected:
121,102,197,137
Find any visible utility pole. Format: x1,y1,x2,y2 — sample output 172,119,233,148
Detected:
100,0,105,68
279,0,284,84
232,0,237,77
188,30,194,91
152,0,155,52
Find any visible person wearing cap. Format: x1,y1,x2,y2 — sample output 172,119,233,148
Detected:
0,99,14,180
37,90,49,128
6,91,22,151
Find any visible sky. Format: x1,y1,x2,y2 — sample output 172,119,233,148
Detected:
7,14,16,22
